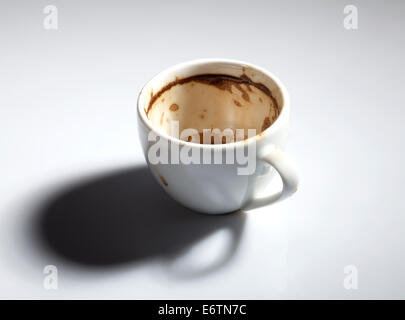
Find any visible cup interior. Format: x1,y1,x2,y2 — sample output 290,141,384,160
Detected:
138,60,285,143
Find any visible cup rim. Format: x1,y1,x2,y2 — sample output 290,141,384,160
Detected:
137,58,290,150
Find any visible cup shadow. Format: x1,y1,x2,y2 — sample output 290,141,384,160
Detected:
33,166,246,275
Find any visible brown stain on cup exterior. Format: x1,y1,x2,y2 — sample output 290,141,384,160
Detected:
169,103,179,111
160,112,165,125
159,175,168,186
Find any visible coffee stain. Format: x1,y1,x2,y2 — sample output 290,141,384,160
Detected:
261,117,271,132
159,175,168,186
197,131,241,145
196,76,234,93
169,103,179,111
199,132,214,144
161,98,165,102
259,97,263,103
147,73,278,116
160,112,165,125
199,114,205,119
233,99,242,107
234,83,250,102
186,134,201,143
203,109,207,112
222,136,232,144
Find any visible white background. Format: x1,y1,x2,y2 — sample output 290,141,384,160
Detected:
0,0,404,299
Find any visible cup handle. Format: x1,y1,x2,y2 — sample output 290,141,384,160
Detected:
243,148,299,210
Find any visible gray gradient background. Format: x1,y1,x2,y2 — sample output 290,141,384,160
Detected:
0,0,404,299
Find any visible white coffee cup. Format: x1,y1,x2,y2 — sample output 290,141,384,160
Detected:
137,59,299,214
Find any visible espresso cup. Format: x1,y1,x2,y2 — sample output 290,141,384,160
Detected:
137,59,299,214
